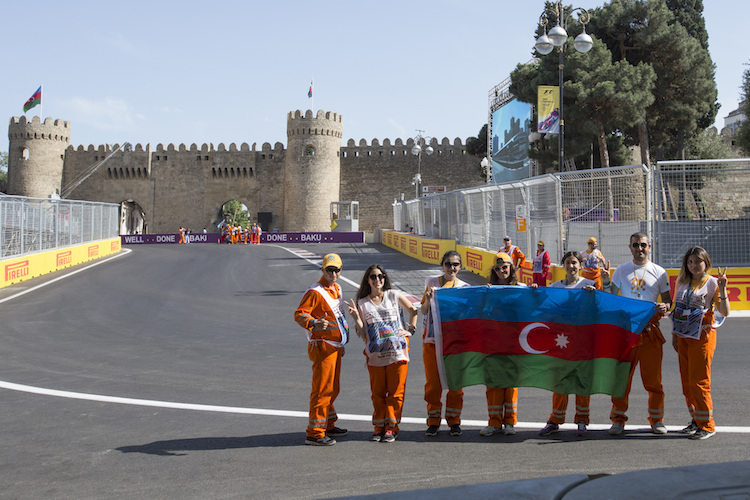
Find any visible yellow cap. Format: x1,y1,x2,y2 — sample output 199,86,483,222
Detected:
495,252,512,264
322,253,343,269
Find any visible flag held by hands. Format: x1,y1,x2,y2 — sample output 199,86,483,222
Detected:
432,286,657,397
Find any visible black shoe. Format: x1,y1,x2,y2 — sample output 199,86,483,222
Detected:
681,420,698,435
305,436,336,446
425,425,439,437
326,426,348,437
449,424,462,436
690,428,715,440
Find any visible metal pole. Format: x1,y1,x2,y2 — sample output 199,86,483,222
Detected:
559,47,565,172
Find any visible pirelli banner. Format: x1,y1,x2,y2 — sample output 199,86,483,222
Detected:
0,238,122,289
382,231,455,266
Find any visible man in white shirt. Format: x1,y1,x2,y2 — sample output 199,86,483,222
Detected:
602,232,672,436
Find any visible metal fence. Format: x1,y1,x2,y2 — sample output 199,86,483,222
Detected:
0,195,120,259
394,159,750,268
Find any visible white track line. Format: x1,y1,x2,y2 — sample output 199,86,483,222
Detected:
1,245,749,433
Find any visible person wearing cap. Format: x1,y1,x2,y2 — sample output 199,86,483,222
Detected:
581,237,606,289
532,241,551,287
499,236,526,268
421,250,469,437
480,251,536,437
294,253,350,446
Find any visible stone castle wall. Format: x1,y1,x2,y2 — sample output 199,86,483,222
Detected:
8,112,484,233
8,116,70,198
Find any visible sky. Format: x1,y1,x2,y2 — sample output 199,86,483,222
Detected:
2,0,748,156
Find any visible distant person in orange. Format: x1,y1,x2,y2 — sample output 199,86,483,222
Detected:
244,226,250,244
581,237,606,289
532,240,551,287
255,223,262,244
178,226,186,244
294,253,350,446
499,236,525,268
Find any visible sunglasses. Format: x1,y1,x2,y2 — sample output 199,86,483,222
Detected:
493,265,511,272
325,267,341,273
369,274,385,281
444,262,461,268
631,242,648,249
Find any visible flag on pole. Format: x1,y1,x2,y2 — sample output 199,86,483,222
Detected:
432,286,657,397
23,86,42,113
308,80,313,98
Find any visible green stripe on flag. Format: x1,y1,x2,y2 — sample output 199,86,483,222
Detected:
444,352,631,397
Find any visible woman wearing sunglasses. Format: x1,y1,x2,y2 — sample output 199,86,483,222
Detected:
479,251,537,437
346,265,418,443
421,250,469,437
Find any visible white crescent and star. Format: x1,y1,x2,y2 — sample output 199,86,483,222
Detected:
518,323,570,353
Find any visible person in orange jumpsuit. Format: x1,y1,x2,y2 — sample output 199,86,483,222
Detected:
601,232,672,436
421,250,468,437
255,223,263,244
243,226,250,244
538,251,596,438
479,251,535,437
671,247,730,440
346,265,418,443
294,253,350,446
177,226,185,244
498,235,526,268
581,237,606,289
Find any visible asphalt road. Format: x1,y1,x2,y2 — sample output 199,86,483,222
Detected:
0,242,748,499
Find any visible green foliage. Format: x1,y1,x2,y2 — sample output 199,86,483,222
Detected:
466,124,487,157
738,64,750,155
222,199,251,228
0,152,7,193
684,128,736,160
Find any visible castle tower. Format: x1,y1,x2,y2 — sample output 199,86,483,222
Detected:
7,116,71,198
284,110,343,232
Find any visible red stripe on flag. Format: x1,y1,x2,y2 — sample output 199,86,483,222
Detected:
441,318,638,362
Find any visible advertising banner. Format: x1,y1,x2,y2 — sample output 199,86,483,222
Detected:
1,238,121,289
537,85,560,134
382,231,455,266
122,232,365,245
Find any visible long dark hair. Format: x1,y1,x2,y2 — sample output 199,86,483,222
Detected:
440,250,462,267
356,264,392,300
560,251,583,266
677,246,713,287
490,262,518,285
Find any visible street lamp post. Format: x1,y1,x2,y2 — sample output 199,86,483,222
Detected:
411,130,433,198
534,1,593,172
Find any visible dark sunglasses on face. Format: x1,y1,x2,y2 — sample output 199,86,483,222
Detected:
631,242,648,249
369,274,385,281
444,262,461,268
493,265,511,272
325,267,341,273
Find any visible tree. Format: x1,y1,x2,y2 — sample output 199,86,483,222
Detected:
222,200,251,227
737,64,750,155
588,0,718,163
466,124,488,180
0,151,7,193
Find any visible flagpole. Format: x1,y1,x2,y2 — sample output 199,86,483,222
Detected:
311,77,314,114
40,84,43,120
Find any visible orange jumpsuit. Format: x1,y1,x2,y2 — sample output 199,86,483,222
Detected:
178,227,185,244
581,249,604,289
294,278,349,439
610,317,665,426
486,387,518,427
255,226,262,244
674,277,721,433
499,244,526,268
422,276,466,427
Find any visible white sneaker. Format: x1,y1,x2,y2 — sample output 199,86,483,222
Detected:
608,422,624,435
652,422,668,435
479,425,503,437
503,424,516,435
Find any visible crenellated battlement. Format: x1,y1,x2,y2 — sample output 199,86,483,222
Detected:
9,116,70,143
287,109,343,139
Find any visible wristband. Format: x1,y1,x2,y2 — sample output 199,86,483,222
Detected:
407,325,416,333
721,296,727,300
